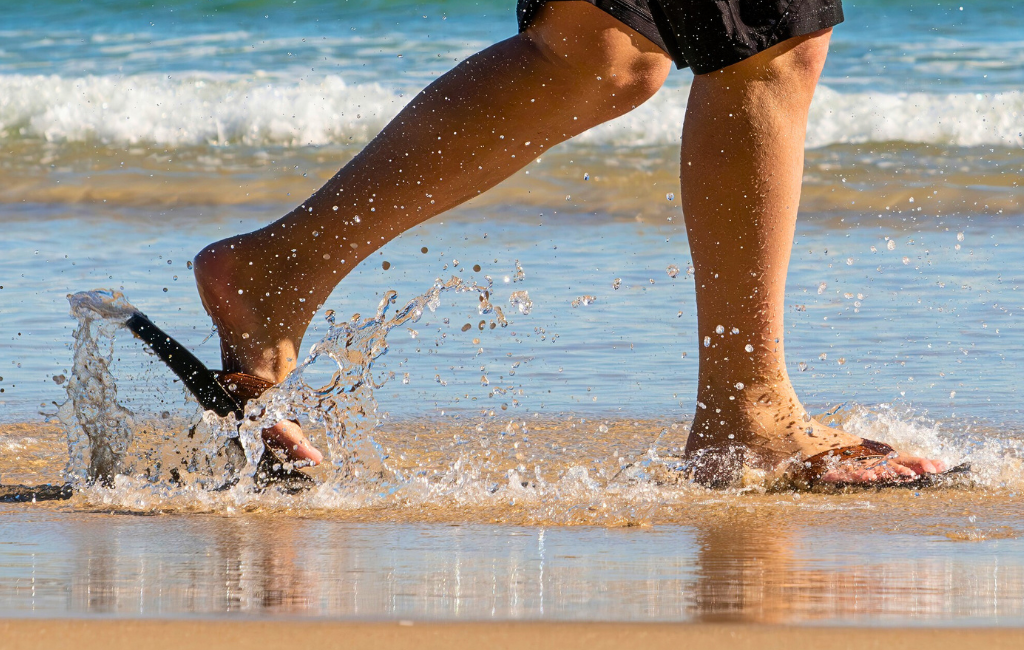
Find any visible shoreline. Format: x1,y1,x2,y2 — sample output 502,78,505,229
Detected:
3,620,1024,650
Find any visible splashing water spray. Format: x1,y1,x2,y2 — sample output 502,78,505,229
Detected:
61,276,512,492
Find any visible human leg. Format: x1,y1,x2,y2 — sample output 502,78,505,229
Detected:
679,30,945,485
194,1,671,461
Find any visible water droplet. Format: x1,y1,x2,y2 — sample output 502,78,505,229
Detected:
666,192,675,201
421,247,428,254
312,231,320,238
509,290,533,314
241,332,249,339
612,278,621,290
744,344,754,353
52,374,66,385
325,309,336,324
186,260,193,270
162,287,168,292
817,282,827,294
473,264,481,272
703,336,711,347
846,257,854,265
730,327,739,334
734,382,744,390
798,362,808,372
598,424,609,433
666,265,680,278
403,373,411,384
353,216,361,223
887,240,896,251
715,325,725,334
461,323,472,332
571,295,596,307
584,173,590,181
166,259,173,265
902,256,910,265
957,232,965,242
382,261,391,270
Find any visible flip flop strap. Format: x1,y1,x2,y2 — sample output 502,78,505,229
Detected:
215,371,275,405
802,439,896,482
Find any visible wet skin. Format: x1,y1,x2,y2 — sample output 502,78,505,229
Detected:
193,2,945,485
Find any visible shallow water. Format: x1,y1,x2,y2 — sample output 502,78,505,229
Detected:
3,489,1024,623
3,0,1024,626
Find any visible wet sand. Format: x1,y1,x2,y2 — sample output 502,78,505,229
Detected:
3,620,1024,650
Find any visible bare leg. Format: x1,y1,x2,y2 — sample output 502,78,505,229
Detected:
680,30,944,484
193,2,671,462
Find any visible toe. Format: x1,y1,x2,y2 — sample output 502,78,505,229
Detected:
262,420,324,465
895,456,946,474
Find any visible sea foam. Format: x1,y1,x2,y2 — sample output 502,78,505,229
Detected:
2,73,1022,149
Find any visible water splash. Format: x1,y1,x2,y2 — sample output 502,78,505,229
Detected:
48,285,1024,521
60,278,512,492
59,290,140,484
235,276,511,487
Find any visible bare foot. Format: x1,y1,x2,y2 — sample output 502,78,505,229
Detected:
194,236,325,466
685,378,946,487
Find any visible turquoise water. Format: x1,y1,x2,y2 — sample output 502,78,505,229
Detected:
2,0,1022,147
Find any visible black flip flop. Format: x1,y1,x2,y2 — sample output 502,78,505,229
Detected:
0,311,314,502
124,311,315,492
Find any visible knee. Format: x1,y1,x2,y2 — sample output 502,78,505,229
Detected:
772,28,831,90
525,1,670,112
698,28,830,107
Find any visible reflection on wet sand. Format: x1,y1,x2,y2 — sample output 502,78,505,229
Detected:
2,507,1023,623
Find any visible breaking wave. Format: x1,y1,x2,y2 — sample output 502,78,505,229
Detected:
2,73,1022,150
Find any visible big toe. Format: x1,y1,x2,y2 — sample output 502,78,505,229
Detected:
262,420,324,465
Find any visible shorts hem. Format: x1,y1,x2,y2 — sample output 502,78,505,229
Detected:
517,0,669,54
687,1,844,74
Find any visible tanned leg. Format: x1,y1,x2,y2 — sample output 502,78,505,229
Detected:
193,1,671,462
680,29,945,485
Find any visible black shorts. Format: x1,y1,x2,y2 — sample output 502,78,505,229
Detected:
516,0,843,74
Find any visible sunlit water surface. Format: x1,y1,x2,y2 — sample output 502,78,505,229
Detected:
2,0,1024,627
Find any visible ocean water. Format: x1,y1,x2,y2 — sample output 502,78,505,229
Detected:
1,0,1024,624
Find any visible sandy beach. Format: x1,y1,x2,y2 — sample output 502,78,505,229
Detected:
3,620,1024,650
